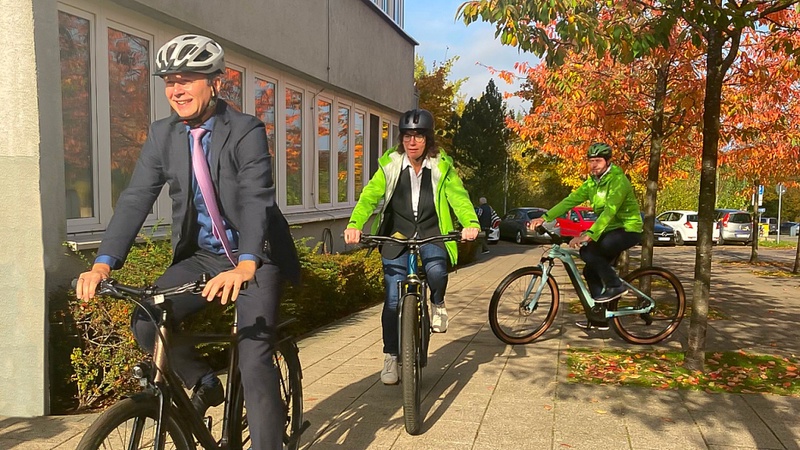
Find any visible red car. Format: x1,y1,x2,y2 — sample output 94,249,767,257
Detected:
555,206,597,237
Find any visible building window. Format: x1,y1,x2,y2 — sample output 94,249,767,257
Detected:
59,10,94,220
382,119,390,152
255,77,277,185
337,105,350,203
107,27,151,208
317,99,331,205
354,111,365,200
285,87,303,206
220,66,243,112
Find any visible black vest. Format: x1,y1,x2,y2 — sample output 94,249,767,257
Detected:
379,166,440,259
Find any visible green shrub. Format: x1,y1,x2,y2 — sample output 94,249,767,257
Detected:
56,235,384,411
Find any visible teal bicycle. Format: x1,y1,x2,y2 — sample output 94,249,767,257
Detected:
489,226,685,345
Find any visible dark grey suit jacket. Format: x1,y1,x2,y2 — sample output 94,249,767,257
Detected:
98,101,300,284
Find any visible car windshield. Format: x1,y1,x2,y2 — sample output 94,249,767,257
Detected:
527,210,545,219
580,210,597,220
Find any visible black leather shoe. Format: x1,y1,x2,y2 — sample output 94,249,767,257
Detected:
594,285,627,303
191,380,224,417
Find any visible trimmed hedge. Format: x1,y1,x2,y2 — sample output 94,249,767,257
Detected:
52,236,383,412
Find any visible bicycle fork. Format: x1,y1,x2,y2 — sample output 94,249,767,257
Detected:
521,261,554,313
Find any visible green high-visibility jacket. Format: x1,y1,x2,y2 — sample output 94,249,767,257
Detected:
347,147,480,265
542,164,643,239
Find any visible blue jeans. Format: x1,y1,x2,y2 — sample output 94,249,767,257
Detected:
381,243,448,355
579,228,642,297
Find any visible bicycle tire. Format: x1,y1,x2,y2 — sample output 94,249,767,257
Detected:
609,266,686,345
489,266,560,344
400,293,422,435
232,339,305,450
76,395,194,450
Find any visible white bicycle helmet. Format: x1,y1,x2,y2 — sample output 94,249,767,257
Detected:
154,34,225,76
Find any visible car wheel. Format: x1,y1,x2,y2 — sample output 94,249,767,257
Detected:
718,236,725,246
515,231,524,244
675,232,684,246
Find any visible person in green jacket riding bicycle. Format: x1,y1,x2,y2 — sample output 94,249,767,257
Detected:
529,142,643,330
344,108,480,384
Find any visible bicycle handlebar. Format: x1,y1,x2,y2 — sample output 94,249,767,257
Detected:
71,275,211,301
360,231,465,247
535,225,570,246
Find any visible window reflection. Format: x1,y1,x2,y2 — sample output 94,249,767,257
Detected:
108,28,150,208
382,120,390,152
59,11,94,219
337,106,350,203
354,112,365,200
285,88,303,206
220,67,243,112
255,78,276,185
317,100,331,204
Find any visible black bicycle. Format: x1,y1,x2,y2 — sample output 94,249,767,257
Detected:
360,232,463,435
74,276,309,450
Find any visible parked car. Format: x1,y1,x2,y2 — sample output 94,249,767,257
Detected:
655,210,701,245
499,207,561,244
780,221,799,236
714,209,753,245
640,213,676,246
760,217,778,235
555,206,597,237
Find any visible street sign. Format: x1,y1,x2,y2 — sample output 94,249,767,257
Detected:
758,184,764,206
758,207,766,213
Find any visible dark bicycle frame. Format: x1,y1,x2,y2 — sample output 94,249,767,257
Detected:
86,278,302,450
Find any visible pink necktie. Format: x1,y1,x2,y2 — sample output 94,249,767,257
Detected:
190,127,236,267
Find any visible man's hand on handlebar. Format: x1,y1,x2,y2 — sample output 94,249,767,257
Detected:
569,233,592,249
75,263,112,301
528,217,545,230
461,227,480,241
344,228,362,245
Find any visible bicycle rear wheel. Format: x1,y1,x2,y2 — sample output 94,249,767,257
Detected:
233,339,305,450
400,293,422,435
609,267,686,345
489,266,560,344
76,395,194,450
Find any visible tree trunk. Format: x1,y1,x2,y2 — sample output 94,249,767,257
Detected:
642,64,669,269
793,231,800,273
686,29,727,372
749,180,759,264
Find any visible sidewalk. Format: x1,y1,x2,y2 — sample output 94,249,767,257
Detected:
2,243,800,449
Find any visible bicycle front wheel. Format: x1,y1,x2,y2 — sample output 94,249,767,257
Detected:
400,293,422,435
232,339,305,450
76,395,194,450
609,267,686,345
489,266,560,345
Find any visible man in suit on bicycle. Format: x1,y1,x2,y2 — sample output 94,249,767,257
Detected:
529,142,642,330
75,34,299,450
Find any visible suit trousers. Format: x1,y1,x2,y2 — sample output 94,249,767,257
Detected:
130,250,284,450
381,243,448,355
579,228,642,297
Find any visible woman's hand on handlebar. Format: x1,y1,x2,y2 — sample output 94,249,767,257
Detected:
344,228,362,245
461,227,480,241
75,263,112,301
528,217,545,231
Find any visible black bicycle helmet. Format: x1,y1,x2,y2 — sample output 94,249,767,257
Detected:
154,34,225,76
587,142,612,159
399,109,435,133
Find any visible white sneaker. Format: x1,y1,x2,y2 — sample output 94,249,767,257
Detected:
381,354,398,385
431,305,448,333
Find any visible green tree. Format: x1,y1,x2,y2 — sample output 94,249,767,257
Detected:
414,55,465,151
451,79,509,204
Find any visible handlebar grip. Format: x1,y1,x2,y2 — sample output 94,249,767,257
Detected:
535,225,549,234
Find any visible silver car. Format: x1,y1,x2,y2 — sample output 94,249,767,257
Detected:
714,209,753,245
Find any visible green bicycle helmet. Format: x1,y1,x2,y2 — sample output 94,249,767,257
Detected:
587,142,612,159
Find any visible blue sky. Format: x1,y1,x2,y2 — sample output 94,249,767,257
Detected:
403,0,537,113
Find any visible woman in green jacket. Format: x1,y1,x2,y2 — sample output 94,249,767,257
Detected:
529,142,643,330
344,109,480,385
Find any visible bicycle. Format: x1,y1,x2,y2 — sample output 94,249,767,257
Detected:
489,226,686,345
359,231,463,435
74,276,309,450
